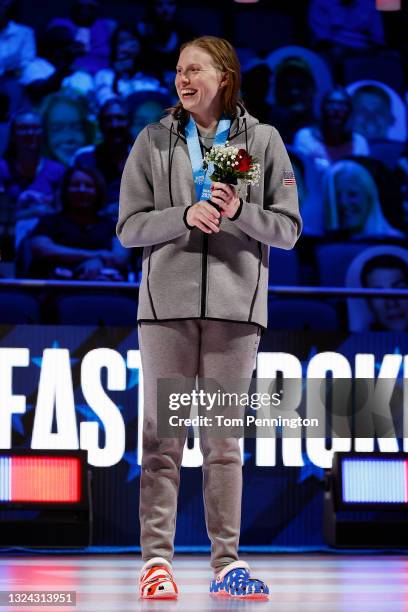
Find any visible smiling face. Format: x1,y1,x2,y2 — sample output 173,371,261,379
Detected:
352,91,394,140
175,45,227,122
335,171,372,233
47,101,87,165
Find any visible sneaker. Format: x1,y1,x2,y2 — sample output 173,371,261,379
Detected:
139,557,178,600
209,560,269,600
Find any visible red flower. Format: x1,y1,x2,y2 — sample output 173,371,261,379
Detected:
236,149,252,172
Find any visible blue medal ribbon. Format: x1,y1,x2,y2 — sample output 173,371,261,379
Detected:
185,115,231,202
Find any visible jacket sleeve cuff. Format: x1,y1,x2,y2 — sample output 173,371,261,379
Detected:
230,198,243,221
183,205,194,230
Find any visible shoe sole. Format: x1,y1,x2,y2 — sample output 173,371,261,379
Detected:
210,591,269,600
140,593,178,600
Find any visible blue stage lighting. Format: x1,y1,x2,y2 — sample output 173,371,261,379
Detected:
342,458,408,504
324,452,408,548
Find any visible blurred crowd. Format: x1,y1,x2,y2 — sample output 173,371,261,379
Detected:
0,0,407,332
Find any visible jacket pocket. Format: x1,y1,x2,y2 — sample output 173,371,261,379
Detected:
146,245,157,318
248,242,262,322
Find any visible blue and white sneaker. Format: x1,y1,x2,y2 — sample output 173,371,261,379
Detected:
209,560,269,600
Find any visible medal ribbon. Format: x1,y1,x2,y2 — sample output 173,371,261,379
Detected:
185,115,230,202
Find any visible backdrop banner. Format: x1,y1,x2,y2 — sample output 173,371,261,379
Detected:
0,324,406,547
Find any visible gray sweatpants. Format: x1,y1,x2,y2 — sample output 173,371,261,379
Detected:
137,318,261,574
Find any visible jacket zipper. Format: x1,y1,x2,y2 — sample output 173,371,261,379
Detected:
200,232,208,317
199,137,211,319
195,119,245,320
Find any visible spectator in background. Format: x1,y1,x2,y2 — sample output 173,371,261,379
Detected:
266,46,334,117
136,0,194,87
362,254,408,332
0,0,35,114
0,0,35,76
94,25,163,107
49,0,116,75
269,57,316,144
28,165,129,280
395,144,408,231
324,160,403,239
309,0,384,51
21,24,94,106
351,84,394,141
126,90,171,140
73,97,132,215
241,63,272,125
294,87,369,172
41,92,95,165
0,110,65,245
348,155,404,233
0,92,11,157
308,0,385,80
346,246,408,332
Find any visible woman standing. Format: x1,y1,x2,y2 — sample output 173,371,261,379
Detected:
117,36,302,600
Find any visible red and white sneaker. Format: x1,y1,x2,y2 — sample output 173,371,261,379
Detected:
139,557,178,600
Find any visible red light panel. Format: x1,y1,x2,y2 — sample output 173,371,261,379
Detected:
11,457,81,503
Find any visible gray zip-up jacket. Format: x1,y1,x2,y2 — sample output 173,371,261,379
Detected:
117,104,302,330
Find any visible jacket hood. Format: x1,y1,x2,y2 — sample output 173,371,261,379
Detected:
159,103,259,140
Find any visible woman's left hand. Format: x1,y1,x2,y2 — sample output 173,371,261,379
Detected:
210,182,240,218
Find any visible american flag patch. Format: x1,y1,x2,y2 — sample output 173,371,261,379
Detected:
282,170,296,186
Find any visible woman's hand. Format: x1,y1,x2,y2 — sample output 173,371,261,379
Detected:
186,200,221,234
210,182,240,218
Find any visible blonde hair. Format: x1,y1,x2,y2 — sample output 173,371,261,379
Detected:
170,36,243,122
324,160,401,236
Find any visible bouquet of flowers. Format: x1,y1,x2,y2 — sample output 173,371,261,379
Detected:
203,144,261,187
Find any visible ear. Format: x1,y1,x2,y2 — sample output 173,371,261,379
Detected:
219,72,228,88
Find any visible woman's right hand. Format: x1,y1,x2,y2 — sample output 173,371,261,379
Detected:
186,201,221,234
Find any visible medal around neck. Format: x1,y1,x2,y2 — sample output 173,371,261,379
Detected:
185,116,231,217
